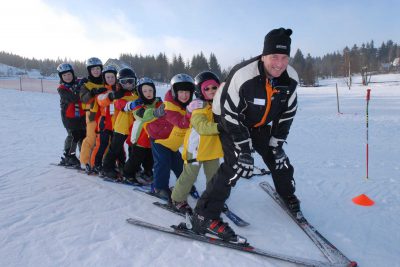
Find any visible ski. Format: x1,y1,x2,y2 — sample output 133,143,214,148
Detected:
76,169,98,176
132,185,170,201
153,201,187,217
222,203,250,227
50,162,84,171
153,201,250,227
103,176,151,189
259,181,357,267
133,185,200,202
126,217,339,267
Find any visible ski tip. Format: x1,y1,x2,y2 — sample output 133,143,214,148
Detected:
348,261,358,267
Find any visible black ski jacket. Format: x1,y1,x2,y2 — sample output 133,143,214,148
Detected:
213,55,298,148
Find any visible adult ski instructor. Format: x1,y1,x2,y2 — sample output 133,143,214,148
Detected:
191,28,300,243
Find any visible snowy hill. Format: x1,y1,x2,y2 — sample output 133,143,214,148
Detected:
0,63,44,78
0,75,399,267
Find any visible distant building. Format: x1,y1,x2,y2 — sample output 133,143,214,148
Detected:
104,59,132,71
392,58,400,71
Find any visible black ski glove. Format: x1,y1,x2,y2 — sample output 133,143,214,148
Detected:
108,91,115,101
271,146,289,170
91,87,107,96
233,153,254,178
232,140,254,179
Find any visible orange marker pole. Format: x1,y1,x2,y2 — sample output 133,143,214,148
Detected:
366,89,371,179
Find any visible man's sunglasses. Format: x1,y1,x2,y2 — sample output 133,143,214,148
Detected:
119,78,136,85
204,86,218,92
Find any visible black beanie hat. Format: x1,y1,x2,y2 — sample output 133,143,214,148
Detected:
262,28,292,56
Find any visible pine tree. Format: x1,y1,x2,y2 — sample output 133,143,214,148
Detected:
292,49,306,85
209,53,222,79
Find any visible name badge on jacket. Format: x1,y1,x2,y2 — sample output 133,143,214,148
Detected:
253,98,265,105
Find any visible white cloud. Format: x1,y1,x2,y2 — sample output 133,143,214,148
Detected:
0,0,236,68
0,0,148,63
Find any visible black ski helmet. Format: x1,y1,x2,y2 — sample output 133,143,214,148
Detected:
137,77,156,104
194,71,220,100
117,67,137,91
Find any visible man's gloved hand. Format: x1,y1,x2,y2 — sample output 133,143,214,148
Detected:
271,146,289,170
153,103,165,118
232,140,254,179
186,99,205,114
91,87,107,96
233,153,254,179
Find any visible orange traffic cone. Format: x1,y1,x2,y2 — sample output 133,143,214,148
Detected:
352,194,375,206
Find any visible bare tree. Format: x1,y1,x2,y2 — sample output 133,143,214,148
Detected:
343,48,352,90
361,66,372,85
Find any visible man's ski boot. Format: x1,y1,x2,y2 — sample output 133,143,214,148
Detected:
189,213,247,245
282,194,301,216
171,200,193,215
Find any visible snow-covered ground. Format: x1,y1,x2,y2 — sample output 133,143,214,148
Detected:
0,74,399,267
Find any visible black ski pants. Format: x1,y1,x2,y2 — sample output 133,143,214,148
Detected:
194,124,295,219
123,144,153,178
64,128,85,155
102,132,127,172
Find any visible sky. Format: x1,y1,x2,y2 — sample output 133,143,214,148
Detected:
1,0,399,69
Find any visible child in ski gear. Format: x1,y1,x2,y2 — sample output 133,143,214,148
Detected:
171,71,223,214
57,63,86,167
101,67,138,179
191,28,299,242
79,57,106,172
123,77,163,184
146,74,194,201
90,65,119,173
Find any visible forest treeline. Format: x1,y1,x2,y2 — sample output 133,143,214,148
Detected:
1,39,399,85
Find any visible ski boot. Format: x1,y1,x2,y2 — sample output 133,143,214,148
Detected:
171,200,193,215
123,175,142,185
59,156,67,166
151,185,172,202
101,168,119,180
85,164,94,174
92,165,102,174
189,213,247,245
65,154,80,167
282,194,301,216
139,171,154,184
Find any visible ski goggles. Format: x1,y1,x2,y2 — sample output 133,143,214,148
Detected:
204,86,218,92
119,78,136,85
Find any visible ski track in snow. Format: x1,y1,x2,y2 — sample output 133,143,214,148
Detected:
0,74,399,267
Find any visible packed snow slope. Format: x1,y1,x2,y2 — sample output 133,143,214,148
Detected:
0,74,399,267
